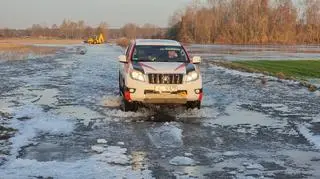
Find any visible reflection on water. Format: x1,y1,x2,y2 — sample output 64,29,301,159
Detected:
131,151,147,171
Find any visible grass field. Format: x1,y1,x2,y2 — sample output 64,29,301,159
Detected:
212,60,320,91
235,60,320,79
213,60,320,80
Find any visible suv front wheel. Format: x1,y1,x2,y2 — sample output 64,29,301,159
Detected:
119,79,138,112
186,101,201,109
120,97,138,112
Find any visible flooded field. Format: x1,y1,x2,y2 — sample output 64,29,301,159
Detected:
188,44,320,61
0,44,319,178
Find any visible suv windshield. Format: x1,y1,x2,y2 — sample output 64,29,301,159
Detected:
132,45,189,62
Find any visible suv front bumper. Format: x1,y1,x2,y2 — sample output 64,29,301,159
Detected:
125,78,202,104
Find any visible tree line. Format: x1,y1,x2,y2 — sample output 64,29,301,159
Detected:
167,0,320,44
0,19,165,40
0,20,106,39
1,0,320,45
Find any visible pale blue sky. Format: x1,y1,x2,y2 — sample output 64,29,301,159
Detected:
0,0,191,29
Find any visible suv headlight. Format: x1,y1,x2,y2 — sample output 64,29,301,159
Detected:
130,70,145,82
185,71,199,82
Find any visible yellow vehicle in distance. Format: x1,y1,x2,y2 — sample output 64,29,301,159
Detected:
85,33,105,44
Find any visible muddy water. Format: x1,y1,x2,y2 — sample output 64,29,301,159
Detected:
0,45,319,178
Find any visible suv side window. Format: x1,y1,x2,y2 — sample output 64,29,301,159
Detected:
181,48,187,58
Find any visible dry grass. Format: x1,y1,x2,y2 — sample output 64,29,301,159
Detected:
276,72,286,79
308,85,317,92
116,37,130,48
0,38,82,45
0,43,61,56
0,39,77,60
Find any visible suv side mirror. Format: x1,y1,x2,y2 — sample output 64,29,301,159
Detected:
192,56,201,64
118,55,127,63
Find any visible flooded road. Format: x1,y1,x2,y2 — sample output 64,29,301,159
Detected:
0,45,320,178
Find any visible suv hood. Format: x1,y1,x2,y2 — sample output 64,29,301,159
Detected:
132,62,195,74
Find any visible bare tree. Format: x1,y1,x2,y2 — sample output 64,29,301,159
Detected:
169,0,319,44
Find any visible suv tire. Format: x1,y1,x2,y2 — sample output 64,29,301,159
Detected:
120,97,138,112
186,101,201,109
119,78,138,112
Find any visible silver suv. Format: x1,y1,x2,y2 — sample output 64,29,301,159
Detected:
118,39,202,111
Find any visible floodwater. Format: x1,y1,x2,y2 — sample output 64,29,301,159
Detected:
188,44,320,61
0,44,319,178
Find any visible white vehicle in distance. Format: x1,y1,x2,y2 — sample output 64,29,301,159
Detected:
118,39,203,112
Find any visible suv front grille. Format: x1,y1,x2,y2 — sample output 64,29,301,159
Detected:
148,74,183,84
